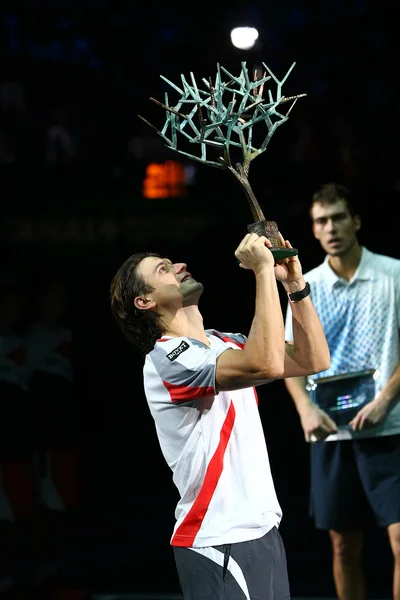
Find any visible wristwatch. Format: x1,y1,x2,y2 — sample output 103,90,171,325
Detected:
287,281,311,303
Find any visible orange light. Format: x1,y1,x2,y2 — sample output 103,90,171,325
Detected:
143,160,187,199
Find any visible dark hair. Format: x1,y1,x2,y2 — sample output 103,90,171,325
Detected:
310,182,358,219
110,251,165,354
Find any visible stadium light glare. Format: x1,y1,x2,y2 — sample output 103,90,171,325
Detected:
230,26,259,50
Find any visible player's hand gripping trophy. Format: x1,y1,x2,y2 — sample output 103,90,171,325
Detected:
139,61,306,259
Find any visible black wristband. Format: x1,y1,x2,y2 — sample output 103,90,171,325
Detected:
287,281,311,303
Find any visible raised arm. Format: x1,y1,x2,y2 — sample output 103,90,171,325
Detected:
215,233,286,392
272,237,330,377
282,283,330,377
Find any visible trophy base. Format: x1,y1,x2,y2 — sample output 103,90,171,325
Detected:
247,220,298,260
270,247,298,260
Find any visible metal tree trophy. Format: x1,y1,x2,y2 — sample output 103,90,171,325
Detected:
139,61,306,259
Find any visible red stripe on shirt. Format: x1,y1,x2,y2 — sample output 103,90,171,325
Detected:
171,401,236,547
253,386,259,405
163,380,214,403
220,335,244,349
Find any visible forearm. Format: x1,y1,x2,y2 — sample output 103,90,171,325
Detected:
244,269,285,377
285,281,330,373
292,297,330,370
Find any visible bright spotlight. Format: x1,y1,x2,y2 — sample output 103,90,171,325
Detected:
230,27,259,50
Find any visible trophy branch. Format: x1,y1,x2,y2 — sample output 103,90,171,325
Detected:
138,61,306,259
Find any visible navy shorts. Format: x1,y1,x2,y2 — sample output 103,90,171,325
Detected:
310,434,400,531
173,526,290,600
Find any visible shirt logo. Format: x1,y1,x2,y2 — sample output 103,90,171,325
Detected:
167,341,189,361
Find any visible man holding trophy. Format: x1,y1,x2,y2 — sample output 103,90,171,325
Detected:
109,228,329,599
284,182,400,600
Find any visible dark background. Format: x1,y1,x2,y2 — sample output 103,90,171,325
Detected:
1,0,399,597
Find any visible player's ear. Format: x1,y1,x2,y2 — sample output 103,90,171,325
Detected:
134,296,156,311
353,215,361,233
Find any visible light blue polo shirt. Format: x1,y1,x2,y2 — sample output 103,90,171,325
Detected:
285,247,400,440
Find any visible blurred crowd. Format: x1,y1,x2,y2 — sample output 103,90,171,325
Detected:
0,0,398,203
0,272,89,599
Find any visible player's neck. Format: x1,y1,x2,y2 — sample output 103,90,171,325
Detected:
328,241,362,281
164,306,209,346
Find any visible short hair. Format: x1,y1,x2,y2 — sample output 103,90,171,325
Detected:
310,182,358,219
110,251,165,354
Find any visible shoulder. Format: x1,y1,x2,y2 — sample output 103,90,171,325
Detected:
147,337,192,362
146,336,210,370
144,336,222,399
205,329,247,348
303,262,327,284
367,248,400,276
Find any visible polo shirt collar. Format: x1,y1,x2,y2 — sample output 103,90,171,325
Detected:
320,246,374,288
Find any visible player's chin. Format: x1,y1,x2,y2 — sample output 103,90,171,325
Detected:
181,281,204,299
